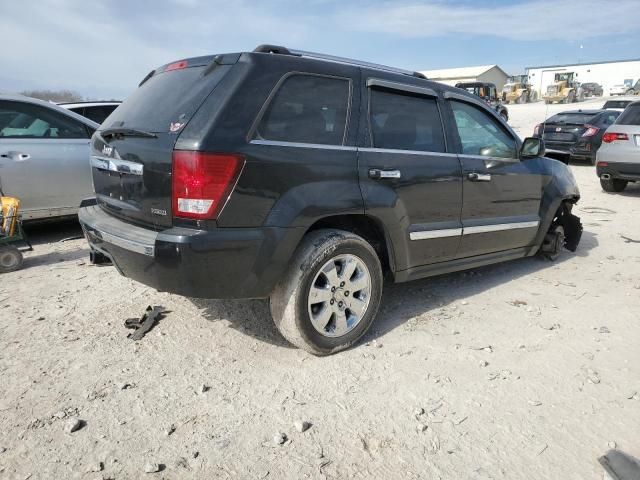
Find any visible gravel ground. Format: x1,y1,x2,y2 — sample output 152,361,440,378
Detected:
1,97,639,479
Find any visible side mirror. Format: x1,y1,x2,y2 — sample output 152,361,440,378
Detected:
521,137,545,159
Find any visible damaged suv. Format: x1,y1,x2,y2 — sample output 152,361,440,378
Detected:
79,45,583,355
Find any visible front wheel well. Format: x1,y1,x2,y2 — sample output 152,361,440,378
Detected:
304,215,392,274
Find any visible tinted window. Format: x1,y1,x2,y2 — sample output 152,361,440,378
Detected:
72,105,119,124
547,112,597,124
603,101,632,109
617,104,640,125
105,64,231,133
256,74,350,145
369,88,445,152
0,101,88,139
450,100,516,159
596,111,620,126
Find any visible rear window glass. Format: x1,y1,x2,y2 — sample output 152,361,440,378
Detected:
255,74,350,145
103,64,230,133
369,88,445,153
616,104,640,125
547,113,596,124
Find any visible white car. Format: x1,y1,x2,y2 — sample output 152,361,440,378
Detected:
596,100,640,193
609,80,635,96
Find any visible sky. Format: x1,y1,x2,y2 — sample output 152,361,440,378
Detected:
2,0,640,100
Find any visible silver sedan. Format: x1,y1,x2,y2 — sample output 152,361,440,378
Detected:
596,100,640,193
0,94,99,220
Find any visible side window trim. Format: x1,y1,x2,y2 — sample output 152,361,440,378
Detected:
365,83,449,154
247,71,353,146
366,78,437,98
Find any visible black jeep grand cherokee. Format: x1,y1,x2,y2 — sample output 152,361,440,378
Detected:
79,45,582,355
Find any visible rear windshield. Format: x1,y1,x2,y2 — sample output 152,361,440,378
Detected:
546,113,596,124
616,104,640,125
603,101,631,109
103,64,230,133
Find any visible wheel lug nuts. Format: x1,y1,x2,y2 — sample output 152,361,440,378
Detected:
340,281,345,287
331,287,336,292
338,301,343,307
344,291,349,296
330,299,334,305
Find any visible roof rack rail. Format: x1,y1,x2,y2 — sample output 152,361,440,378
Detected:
252,44,426,79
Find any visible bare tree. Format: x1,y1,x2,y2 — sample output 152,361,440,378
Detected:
20,89,84,103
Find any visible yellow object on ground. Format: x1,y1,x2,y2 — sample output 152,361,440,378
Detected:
0,196,20,236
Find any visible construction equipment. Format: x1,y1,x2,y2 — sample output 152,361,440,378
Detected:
543,72,584,104
502,75,537,104
0,182,32,273
455,82,509,121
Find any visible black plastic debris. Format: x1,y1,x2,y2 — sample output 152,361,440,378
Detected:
599,449,640,480
125,305,167,341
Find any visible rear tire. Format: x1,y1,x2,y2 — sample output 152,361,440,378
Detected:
270,229,383,356
0,245,24,273
600,178,628,193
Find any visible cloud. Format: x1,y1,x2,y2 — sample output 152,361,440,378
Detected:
344,0,640,41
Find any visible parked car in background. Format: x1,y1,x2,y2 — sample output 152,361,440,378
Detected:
581,82,603,97
533,109,620,164
602,98,636,111
596,100,640,192
455,82,509,121
626,79,640,96
609,79,635,96
59,101,121,125
79,44,583,355
0,94,98,220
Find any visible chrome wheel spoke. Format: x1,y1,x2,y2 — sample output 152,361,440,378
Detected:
309,285,332,303
310,303,333,331
347,273,368,293
340,257,358,281
333,310,349,336
347,297,367,318
321,261,340,286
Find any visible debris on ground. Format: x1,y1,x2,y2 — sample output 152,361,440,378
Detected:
64,417,83,433
294,420,311,433
508,300,528,307
144,462,161,473
124,306,167,341
273,432,287,445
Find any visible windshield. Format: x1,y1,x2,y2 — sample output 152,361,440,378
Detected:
547,113,596,124
604,101,632,109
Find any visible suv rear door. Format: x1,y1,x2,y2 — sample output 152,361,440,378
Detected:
444,92,544,257
357,74,463,270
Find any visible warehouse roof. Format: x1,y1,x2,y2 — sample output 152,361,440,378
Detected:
418,64,508,80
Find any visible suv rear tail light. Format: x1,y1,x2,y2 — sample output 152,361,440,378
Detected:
582,125,599,137
602,132,629,143
172,151,244,220
534,123,543,136
597,161,608,167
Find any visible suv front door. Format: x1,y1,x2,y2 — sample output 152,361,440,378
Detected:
358,76,463,270
444,92,544,258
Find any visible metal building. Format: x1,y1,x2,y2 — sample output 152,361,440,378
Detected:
526,58,640,97
419,65,509,91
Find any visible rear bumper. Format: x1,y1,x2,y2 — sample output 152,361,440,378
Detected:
78,205,303,299
596,162,640,181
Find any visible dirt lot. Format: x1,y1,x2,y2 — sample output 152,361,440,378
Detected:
1,97,639,479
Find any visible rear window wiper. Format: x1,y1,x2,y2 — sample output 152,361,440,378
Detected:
101,127,157,139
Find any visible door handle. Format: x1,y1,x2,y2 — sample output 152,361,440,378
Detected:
468,172,491,182
0,151,31,162
369,168,401,179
